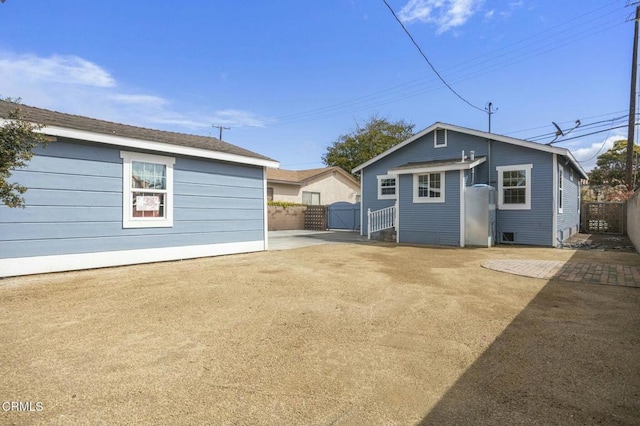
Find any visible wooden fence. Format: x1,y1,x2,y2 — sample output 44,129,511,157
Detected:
304,205,327,231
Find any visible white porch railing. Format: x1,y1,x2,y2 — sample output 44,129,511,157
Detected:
367,206,395,239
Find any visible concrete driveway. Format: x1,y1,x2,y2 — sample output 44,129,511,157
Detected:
268,229,369,250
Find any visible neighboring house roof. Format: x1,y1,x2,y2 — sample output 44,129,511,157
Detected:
267,166,360,187
0,100,278,168
352,122,588,179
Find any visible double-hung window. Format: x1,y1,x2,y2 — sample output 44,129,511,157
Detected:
413,172,445,203
377,174,397,200
120,151,175,228
496,164,532,210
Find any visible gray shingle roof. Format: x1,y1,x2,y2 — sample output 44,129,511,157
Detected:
0,100,275,162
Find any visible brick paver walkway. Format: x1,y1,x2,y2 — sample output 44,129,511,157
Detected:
482,260,640,288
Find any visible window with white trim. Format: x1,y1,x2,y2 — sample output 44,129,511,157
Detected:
496,164,532,210
558,164,564,213
120,151,175,228
377,174,397,199
434,129,447,148
413,172,445,203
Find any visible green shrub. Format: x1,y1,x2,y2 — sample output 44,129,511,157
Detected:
267,200,305,207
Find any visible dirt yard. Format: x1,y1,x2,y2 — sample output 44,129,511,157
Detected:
1,244,639,425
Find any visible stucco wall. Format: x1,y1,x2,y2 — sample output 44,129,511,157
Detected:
628,189,640,252
301,173,360,205
269,172,360,205
268,205,306,231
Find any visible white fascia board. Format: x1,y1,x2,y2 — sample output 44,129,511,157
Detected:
352,123,441,173
352,121,586,177
35,125,280,169
388,157,486,175
0,240,264,278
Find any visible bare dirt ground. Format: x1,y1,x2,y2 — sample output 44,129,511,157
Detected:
0,244,639,425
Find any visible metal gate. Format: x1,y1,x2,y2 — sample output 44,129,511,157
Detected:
582,202,626,234
327,202,361,230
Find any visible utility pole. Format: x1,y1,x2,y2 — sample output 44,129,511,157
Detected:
212,125,230,140
485,102,497,186
485,102,497,133
626,4,639,190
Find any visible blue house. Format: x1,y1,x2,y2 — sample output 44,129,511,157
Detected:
353,122,588,247
0,101,279,277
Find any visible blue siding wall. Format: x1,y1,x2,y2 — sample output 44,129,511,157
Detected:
490,143,554,246
0,140,265,259
398,171,460,246
361,128,562,246
556,163,580,242
361,129,490,235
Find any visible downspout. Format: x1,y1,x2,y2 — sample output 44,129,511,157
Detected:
487,139,492,186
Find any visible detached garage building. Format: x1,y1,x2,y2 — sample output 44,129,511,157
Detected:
0,100,279,277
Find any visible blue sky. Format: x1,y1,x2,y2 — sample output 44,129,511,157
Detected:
0,0,634,171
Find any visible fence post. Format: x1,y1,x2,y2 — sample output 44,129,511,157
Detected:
367,208,371,239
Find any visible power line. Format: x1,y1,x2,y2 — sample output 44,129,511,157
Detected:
264,1,626,128
272,6,626,126
381,0,485,112
526,115,629,142
556,124,627,144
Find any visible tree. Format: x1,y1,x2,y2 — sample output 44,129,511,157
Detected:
1,100,49,207
588,139,640,190
322,116,414,177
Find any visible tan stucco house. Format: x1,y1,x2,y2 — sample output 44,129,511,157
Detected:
267,167,360,205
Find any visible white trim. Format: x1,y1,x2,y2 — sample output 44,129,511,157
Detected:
413,172,445,203
459,170,465,248
395,174,400,243
263,167,268,250
0,241,265,278
434,128,447,148
558,162,564,214
29,124,280,169
120,151,175,228
360,169,365,236
389,157,486,175
496,164,533,210
377,174,397,200
552,154,558,247
352,122,587,179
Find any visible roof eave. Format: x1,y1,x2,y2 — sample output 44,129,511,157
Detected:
388,156,487,175
29,123,280,168
352,122,588,177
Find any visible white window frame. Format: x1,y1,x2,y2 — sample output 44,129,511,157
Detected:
120,151,175,228
434,128,447,148
377,174,397,200
558,164,564,214
496,164,532,210
413,172,445,203
302,191,321,205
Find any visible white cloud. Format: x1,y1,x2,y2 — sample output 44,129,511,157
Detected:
484,10,494,19
0,53,116,88
208,109,270,128
108,94,168,108
398,0,481,34
572,134,625,171
0,51,271,134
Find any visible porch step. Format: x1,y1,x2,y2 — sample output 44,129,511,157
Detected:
371,228,396,242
